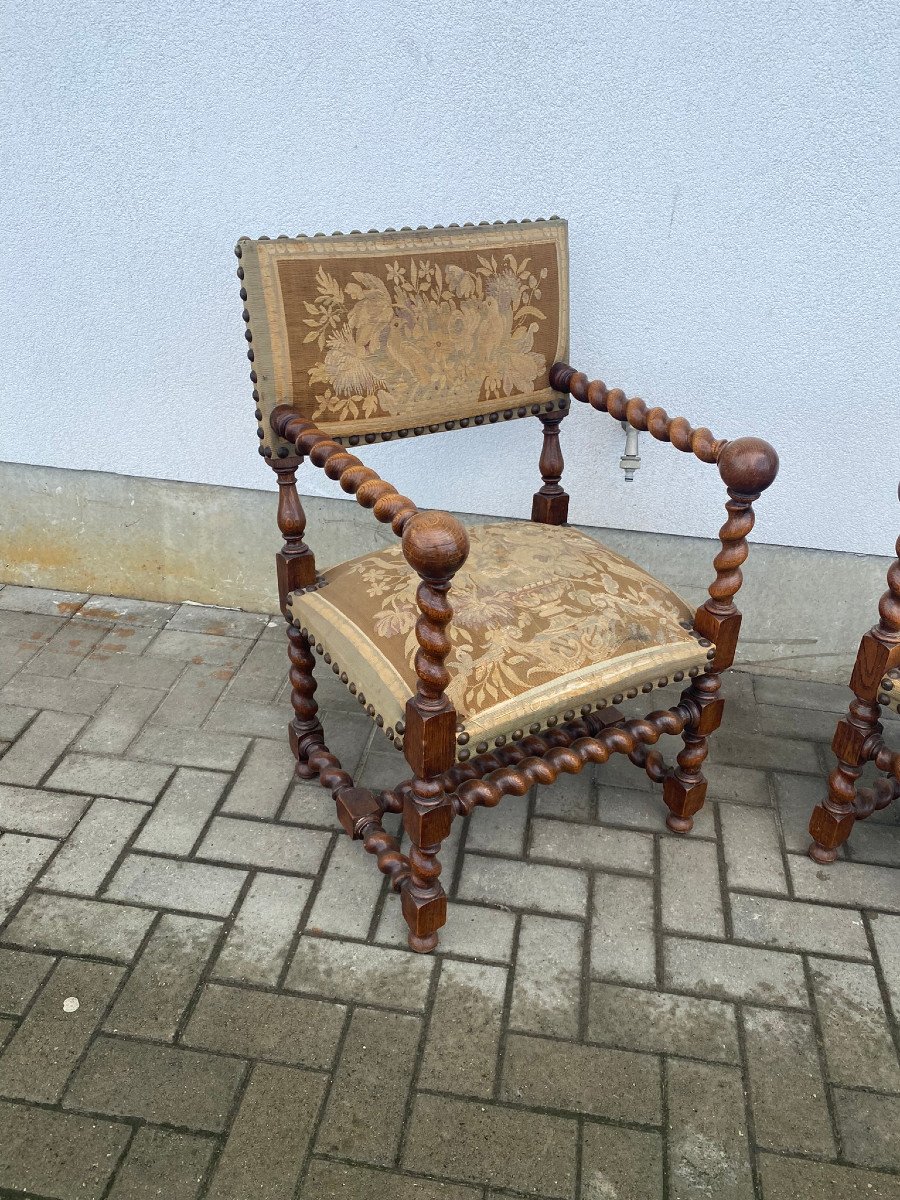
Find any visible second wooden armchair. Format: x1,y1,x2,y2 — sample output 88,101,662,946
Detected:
236,219,779,952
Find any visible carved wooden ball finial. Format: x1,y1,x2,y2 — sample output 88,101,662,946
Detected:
402,510,470,581
717,437,779,495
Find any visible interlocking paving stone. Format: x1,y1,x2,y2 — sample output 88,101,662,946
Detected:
0,609,64,641
790,853,900,912
849,820,900,866
810,957,900,1091
757,700,839,742
286,935,434,1009
742,1005,835,1155
281,779,344,829
307,834,385,938
660,836,725,936
772,771,824,852
753,673,854,714
833,1088,900,1172
534,770,593,820
0,947,54,1014
206,1063,325,1199
757,1152,900,1199
145,629,252,666
318,1006,419,1165
41,797,147,894
591,871,656,985
214,871,311,985
376,898,517,962
129,725,249,771
220,736,296,818
419,958,507,1097
403,1093,578,1198
22,620,110,678
466,797,529,855
509,914,583,1037
712,729,821,773
225,636,290,703
76,645,184,688
0,782,90,836
2,670,113,713
0,585,87,616
720,802,788,893
105,853,246,917
133,767,229,856
301,1160,483,1200
0,703,36,740
502,1032,662,1124
588,981,740,1063
666,1059,754,1200
529,815,654,873
870,913,900,1023
74,684,166,754
704,761,771,805
107,1126,216,1200
65,1035,246,1130
104,914,221,1040
2,892,156,960
597,782,716,837
167,603,268,638
0,1098,130,1200
198,814,330,874
0,710,88,785
580,1123,664,1200
0,957,123,1103
731,891,871,957
458,853,590,917
664,936,809,1007
46,751,173,802
0,832,57,919
80,596,179,627
183,981,345,1069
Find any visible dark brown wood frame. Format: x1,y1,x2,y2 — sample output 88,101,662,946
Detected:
266,363,779,952
808,483,900,861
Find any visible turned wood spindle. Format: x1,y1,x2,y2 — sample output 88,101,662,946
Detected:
531,412,569,525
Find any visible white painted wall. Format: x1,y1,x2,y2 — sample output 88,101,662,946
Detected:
2,0,898,555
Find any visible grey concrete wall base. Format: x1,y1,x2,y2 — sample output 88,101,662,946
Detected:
0,460,890,685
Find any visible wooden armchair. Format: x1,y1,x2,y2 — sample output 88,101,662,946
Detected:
809,484,900,861
236,219,779,952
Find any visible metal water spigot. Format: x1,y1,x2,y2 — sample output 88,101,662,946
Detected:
620,421,641,481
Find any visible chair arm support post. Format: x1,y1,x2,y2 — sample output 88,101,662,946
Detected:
270,405,422,538
550,364,779,671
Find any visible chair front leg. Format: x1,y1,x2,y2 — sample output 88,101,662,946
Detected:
675,438,778,833
664,672,724,832
399,510,469,952
287,625,326,779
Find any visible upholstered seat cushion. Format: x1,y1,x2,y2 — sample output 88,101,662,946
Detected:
289,522,713,757
881,670,900,716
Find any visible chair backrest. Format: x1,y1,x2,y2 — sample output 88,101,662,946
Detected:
237,219,569,457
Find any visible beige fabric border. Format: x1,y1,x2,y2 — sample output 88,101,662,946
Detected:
240,219,570,454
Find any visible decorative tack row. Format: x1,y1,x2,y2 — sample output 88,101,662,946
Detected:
290,612,715,760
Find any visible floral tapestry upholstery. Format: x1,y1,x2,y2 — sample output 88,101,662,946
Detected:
289,522,713,757
238,220,569,456
880,669,900,715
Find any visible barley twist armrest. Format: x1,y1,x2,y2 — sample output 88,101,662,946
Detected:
549,364,779,670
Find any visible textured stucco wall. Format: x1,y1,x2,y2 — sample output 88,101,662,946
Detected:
1,0,898,554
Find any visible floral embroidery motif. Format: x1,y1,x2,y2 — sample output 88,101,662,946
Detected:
301,255,549,424
340,524,696,717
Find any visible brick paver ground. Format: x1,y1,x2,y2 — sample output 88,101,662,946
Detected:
0,583,898,1198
